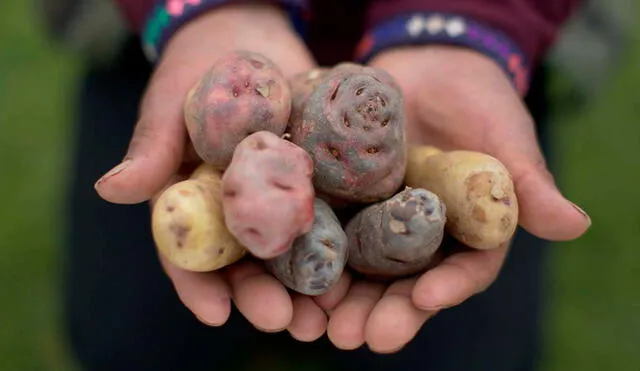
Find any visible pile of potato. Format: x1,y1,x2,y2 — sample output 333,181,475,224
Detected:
151,51,519,296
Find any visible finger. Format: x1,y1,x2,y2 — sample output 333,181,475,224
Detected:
94,63,193,205
313,270,352,313
390,47,591,241
159,255,232,326
489,120,592,241
287,294,328,342
226,260,293,332
412,243,509,310
148,172,191,210
147,142,204,210
365,278,437,354
326,281,386,350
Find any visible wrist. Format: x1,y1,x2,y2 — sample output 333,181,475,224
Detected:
356,12,530,96
153,2,315,77
142,0,310,65
370,44,508,79
139,2,316,120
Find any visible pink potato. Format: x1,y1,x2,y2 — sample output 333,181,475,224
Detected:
288,68,330,117
184,50,291,168
221,131,315,259
286,68,330,138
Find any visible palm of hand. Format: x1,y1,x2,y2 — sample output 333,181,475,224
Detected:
140,47,518,352
308,45,591,353
95,21,591,351
143,45,591,354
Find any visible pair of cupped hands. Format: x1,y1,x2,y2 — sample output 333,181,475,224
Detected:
94,4,590,354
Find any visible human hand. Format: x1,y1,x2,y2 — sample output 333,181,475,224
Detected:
320,45,592,353
93,3,332,339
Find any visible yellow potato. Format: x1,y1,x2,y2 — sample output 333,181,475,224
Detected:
151,164,246,271
405,146,518,250
407,145,442,166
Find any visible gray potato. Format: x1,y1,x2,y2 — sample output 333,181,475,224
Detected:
265,198,348,295
345,187,446,278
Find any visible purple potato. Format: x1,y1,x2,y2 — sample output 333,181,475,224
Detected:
265,198,348,295
345,187,447,278
288,64,407,204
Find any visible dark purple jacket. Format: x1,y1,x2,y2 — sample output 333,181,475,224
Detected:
113,0,582,93
116,0,579,62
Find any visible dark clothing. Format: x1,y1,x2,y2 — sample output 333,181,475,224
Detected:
364,0,580,67
63,37,554,371
114,0,580,67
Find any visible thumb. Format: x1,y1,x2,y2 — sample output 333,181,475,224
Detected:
486,111,591,241
93,66,188,204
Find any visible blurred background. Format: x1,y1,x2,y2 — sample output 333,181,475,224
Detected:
0,1,638,370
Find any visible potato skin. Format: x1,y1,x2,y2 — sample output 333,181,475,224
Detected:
151,164,246,272
328,62,403,91
265,198,348,296
405,147,518,250
345,187,446,278
407,145,442,166
184,50,291,168
288,68,329,121
288,63,407,204
222,131,315,259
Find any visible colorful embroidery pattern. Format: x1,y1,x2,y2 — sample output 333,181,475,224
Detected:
355,12,531,95
142,0,309,63
166,0,203,16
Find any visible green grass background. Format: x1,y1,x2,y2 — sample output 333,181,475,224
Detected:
0,2,638,371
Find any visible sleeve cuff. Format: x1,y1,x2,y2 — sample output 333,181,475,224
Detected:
355,12,531,96
141,0,310,63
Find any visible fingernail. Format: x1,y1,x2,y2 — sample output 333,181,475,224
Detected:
416,303,449,311
195,314,224,327
254,325,286,333
368,343,406,355
570,201,591,226
95,159,132,187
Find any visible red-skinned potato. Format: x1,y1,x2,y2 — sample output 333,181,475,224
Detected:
288,67,329,123
222,131,315,259
184,50,291,168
